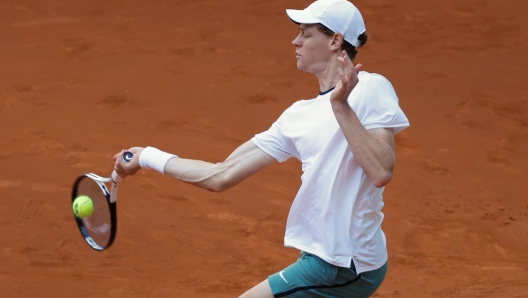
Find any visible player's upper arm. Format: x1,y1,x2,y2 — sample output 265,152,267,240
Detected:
367,127,395,152
365,127,396,187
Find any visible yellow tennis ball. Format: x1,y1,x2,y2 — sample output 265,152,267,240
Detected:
73,195,94,218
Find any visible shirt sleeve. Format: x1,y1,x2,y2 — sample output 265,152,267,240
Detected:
251,112,295,163
361,74,410,134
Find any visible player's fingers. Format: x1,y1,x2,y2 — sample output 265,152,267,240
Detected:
114,160,131,179
342,50,353,73
338,68,347,86
113,149,124,161
352,63,362,84
355,63,363,73
342,50,349,62
113,150,123,162
114,166,127,177
115,147,143,176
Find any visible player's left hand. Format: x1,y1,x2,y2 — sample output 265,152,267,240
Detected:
330,50,362,104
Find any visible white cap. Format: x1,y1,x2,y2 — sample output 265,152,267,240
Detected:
286,0,366,47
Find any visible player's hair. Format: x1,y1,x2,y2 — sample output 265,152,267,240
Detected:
317,24,368,61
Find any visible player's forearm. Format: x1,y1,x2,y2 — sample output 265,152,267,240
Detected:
125,141,274,192
331,101,395,187
163,157,230,192
145,141,275,192
132,146,230,192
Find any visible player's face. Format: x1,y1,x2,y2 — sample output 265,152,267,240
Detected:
292,24,333,74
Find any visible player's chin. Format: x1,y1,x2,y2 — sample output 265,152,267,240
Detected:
296,61,308,72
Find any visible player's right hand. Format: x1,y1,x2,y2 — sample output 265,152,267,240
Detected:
113,147,144,178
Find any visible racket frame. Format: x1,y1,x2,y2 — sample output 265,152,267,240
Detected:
72,151,131,251
71,172,118,251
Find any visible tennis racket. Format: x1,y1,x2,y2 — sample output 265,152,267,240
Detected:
71,151,133,251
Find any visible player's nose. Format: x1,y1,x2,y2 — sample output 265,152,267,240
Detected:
292,34,302,47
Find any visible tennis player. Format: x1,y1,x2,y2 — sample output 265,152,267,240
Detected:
114,0,409,297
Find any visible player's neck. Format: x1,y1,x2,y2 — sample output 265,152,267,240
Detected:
316,59,342,93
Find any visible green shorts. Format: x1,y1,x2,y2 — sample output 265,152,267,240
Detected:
268,252,387,298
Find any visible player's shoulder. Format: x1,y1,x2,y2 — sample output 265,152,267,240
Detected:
288,97,316,109
358,71,396,92
276,99,310,120
359,71,392,84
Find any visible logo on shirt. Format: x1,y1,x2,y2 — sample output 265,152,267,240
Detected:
279,270,288,283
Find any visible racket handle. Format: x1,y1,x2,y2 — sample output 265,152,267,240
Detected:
111,151,134,184
111,151,133,184
110,171,119,203
109,151,133,203
110,170,122,203
111,170,122,184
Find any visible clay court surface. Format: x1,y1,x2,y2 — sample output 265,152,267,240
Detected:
1,0,528,297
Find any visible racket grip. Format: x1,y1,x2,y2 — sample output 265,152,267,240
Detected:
110,171,120,203
111,170,122,184
111,151,133,184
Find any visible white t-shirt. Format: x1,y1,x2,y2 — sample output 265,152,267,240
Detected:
251,71,410,273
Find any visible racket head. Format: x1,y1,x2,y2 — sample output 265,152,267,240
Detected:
72,173,117,251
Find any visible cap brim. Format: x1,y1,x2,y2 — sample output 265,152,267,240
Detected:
286,9,319,24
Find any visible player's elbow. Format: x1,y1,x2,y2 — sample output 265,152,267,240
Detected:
206,164,235,193
371,170,393,188
208,178,231,193
208,177,237,192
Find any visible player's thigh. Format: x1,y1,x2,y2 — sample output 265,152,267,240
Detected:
239,279,274,298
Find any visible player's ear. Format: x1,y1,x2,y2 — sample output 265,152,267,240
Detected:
330,33,344,51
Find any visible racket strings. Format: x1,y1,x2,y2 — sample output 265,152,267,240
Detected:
76,178,112,247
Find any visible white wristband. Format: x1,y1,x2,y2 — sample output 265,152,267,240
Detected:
139,146,177,174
